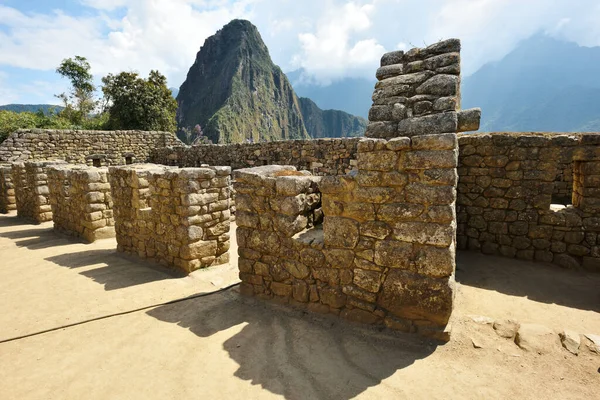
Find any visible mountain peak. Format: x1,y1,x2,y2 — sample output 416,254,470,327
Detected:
175,20,365,144
176,19,308,143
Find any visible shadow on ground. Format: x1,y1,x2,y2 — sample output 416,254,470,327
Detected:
147,290,437,400
0,215,76,250
45,249,182,290
456,251,600,313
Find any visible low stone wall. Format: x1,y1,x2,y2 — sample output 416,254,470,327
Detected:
235,132,458,339
0,165,16,213
108,164,231,273
13,160,66,223
47,165,115,242
149,138,359,176
457,132,600,271
0,129,182,165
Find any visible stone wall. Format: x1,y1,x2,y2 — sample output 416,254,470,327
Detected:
366,38,480,139
108,164,231,273
234,38,482,339
235,133,459,339
47,165,115,242
457,132,600,271
13,160,66,223
0,129,182,165
149,138,359,176
0,165,16,213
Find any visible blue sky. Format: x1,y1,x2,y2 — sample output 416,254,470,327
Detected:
1,0,599,105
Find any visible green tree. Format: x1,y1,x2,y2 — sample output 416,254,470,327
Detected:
102,70,176,132
55,56,97,125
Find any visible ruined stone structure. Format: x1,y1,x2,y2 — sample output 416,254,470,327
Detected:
108,164,231,273
457,132,600,271
235,132,461,338
150,138,359,176
13,160,67,223
366,39,480,138
234,39,480,339
47,165,115,242
0,129,182,165
0,165,16,213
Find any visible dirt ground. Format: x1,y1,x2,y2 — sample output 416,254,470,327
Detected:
0,212,599,399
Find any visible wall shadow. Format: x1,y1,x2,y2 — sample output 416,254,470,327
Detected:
456,251,600,313
0,217,75,250
147,290,438,400
45,249,182,290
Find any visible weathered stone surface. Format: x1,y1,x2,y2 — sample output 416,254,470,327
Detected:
378,270,453,325
324,217,359,249
412,133,457,150
353,269,382,293
393,221,454,247
360,221,391,240
515,323,558,354
457,108,481,132
376,71,435,88
413,245,455,277
397,112,458,136
560,329,581,355
380,50,404,66
493,319,520,339
374,240,412,268
416,75,459,96
376,64,404,80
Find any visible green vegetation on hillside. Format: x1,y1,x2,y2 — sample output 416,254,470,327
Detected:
0,104,64,114
0,109,107,142
298,97,366,138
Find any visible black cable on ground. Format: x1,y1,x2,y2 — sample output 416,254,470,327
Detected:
0,282,241,345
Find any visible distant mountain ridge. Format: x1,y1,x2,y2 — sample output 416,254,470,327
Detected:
0,104,63,114
288,69,374,119
462,34,600,132
176,19,365,144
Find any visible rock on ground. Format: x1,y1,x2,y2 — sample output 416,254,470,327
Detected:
559,330,581,355
515,324,559,354
493,319,520,339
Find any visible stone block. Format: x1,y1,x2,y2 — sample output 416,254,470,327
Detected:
397,112,458,137
378,269,453,325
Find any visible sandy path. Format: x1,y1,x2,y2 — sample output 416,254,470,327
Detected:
0,213,239,341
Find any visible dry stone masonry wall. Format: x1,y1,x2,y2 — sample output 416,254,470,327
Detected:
13,160,66,223
457,132,600,271
366,38,480,139
0,165,16,213
47,165,115,242
108,164,232,273
234,133,460,339
0,129,182,165
150,138,359,176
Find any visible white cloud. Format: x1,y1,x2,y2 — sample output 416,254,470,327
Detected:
291,1,385,83
0,1,255,89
